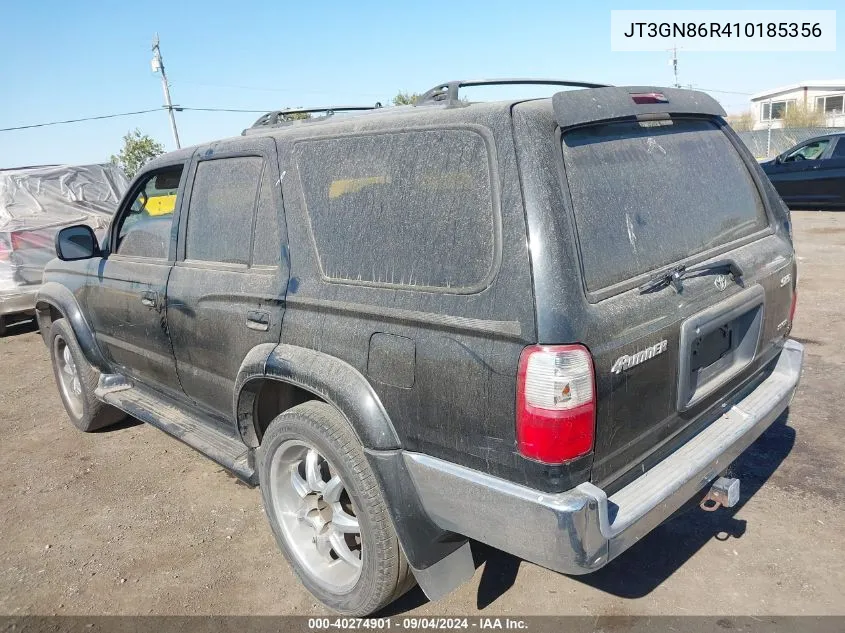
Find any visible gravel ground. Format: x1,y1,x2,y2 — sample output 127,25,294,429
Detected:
0,211,843,616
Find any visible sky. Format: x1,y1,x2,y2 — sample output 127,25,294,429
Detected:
1,0,843,167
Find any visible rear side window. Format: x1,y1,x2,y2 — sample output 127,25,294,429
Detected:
561,119,767,292
185,157,263,265
294,129,496,291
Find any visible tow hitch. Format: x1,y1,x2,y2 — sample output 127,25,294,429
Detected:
699,477,740,511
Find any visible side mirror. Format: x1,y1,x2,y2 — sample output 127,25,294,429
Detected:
55,225,100,261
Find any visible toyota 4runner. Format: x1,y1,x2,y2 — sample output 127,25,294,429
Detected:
37,80,803,615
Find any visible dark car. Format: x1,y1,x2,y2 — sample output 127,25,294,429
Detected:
36,80,802,616
761,132,845,210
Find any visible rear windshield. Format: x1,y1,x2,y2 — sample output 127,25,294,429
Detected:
561,119,767,292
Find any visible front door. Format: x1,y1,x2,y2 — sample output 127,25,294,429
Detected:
768,137,832,207
85,163,186,396
165,138,288,424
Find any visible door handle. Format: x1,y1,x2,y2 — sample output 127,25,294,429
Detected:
246,310,270,332
140,291,158,308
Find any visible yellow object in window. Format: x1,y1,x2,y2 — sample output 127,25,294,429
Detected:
328,176,388,199
145,193,177,216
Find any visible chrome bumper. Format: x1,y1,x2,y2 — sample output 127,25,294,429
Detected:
0,285,40,316
404,339,804,574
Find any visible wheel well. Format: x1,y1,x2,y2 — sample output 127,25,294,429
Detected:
35,302,64,344
238,378,323,448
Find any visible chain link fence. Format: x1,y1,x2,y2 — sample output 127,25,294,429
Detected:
734,127,841,160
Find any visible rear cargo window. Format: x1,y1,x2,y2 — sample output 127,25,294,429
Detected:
561,119,767,292
294,129,495,291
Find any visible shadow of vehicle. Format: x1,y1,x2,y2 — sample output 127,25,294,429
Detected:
378,409,795,613
92,416,143,432
0,315,38,337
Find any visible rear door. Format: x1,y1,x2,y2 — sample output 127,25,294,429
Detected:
165,137,287,425
514,88,796,489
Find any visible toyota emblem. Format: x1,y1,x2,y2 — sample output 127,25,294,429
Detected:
714,275,729,292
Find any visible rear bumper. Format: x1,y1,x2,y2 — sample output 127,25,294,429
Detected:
0,284,40,317
404,339,804,574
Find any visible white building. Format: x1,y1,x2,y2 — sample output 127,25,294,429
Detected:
750,80,845,130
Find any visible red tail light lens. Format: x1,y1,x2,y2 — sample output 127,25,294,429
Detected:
516,344,596,464
631,92,668,104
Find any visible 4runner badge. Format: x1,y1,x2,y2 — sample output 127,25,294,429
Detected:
611,340,668,374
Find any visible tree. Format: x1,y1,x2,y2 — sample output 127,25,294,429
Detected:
783,102,825,129
280,111,312,121
393,92,420,106
727,110,755,132
110,129,164,178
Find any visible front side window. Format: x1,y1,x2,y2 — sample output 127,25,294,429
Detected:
294,129,496,291
184,157,263,265
115,165,183,259
784,139,830,162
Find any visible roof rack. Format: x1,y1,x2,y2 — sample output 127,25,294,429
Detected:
249,104,383,129
416,78,612,105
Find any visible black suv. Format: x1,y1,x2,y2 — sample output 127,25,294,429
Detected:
38,80,803,616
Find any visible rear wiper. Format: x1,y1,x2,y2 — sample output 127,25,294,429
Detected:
639,259,743,293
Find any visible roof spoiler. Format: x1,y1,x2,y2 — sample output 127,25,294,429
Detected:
552,86,726,129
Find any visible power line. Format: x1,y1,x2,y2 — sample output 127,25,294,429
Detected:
697,88,753,96
0,109,161,132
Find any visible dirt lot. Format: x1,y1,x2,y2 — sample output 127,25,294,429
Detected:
0,211,843,617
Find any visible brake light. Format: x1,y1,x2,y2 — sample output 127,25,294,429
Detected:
516,344,596,464
631,92,668,104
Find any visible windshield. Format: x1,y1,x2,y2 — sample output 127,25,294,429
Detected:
561,118,767,293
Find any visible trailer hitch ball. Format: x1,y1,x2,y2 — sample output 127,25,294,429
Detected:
700,477,740,512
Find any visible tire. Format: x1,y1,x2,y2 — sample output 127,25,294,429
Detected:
258,401,414,615
0,315,6,337
49,318,125,432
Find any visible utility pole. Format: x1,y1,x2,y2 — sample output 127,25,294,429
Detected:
151,34,181,149
668,46,681,88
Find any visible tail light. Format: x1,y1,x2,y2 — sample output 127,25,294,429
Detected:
516,344,596,464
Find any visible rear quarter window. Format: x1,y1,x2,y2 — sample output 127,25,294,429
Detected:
561,119,768,293
293,129,497,292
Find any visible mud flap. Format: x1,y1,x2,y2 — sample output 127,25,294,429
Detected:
409,541,475,601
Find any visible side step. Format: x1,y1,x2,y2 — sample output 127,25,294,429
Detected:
97,380,257,485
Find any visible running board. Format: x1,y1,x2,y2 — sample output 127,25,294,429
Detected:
96,382,256,485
